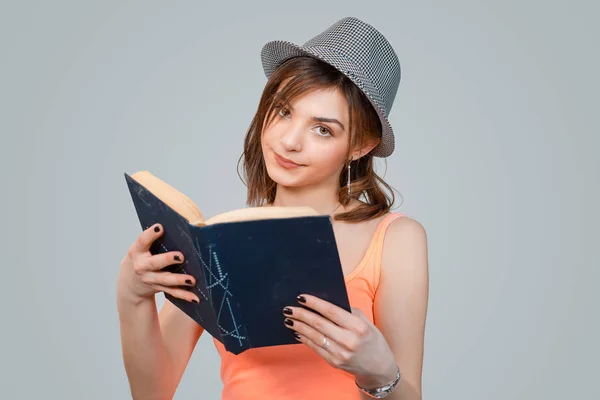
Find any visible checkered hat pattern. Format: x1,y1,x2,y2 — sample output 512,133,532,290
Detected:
260,17,401,157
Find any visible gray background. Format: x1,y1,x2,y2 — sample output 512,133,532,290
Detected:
1,0,598,399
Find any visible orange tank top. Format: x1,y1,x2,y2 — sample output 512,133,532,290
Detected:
212,212,406,400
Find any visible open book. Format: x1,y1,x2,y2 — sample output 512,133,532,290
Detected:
124,171,351,355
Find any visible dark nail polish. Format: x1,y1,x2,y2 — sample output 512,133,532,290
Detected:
174,255,181,262
185,279,192,285
191,298,199,304
283,307,293,316
297,295,307,304
154,225,160,233
293,332,301,340
284,318,294,327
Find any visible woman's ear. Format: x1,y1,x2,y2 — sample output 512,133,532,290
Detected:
351,137,381,160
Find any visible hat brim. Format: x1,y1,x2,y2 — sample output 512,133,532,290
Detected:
260,40,395,157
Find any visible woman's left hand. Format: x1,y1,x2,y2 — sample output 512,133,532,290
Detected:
283,293,399,387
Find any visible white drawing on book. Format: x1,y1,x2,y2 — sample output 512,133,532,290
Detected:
195,240,246,347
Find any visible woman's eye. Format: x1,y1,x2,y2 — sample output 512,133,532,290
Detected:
278,106,290,118
315,126,332,137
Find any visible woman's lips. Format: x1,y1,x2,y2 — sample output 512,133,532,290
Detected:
274,152,303,169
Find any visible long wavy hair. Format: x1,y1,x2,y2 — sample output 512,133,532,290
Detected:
237,56,401,222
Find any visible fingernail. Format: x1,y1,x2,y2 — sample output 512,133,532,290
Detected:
284,318,294,327
293,332,301,340
185,279,193,285
174,255,181,262
297,295,306,304
191,298,199,304
283,307,293,316
154,225,161,233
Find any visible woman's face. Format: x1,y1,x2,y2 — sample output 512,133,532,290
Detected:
261,86,351,189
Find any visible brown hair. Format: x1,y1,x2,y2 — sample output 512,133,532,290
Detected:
237,56,400,223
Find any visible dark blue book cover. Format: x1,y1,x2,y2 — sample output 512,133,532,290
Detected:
124,172,351,355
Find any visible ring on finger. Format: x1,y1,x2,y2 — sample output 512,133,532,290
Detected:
322,335,331,350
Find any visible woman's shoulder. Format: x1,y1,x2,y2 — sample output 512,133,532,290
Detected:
381,213,428,272
386,212,425,233
383,212,427,247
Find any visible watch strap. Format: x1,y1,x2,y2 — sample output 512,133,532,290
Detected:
355,365,401,398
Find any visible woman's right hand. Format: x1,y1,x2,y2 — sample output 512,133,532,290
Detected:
117,223,200,305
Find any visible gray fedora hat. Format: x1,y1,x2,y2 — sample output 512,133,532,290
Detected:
260,16,401,157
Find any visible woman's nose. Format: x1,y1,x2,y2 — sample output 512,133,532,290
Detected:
279,124,304,152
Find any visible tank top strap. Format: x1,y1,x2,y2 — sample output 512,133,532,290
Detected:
348,211,406,292
372,212,406,291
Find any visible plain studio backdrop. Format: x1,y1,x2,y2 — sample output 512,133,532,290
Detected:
1,0,598,399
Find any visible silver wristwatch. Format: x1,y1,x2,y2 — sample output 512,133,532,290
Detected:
355,366,401,398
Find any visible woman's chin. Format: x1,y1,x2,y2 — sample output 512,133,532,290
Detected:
269,174,302,188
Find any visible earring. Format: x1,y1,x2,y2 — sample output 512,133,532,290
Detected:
347,159,352,195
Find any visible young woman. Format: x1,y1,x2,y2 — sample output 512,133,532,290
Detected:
117,17,429,400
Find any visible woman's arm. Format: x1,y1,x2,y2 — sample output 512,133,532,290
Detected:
372,216,429,400
282,216,429,399
117,293,204,400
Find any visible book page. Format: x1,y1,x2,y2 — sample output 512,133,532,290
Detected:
130,170,323,226
204,206,321,225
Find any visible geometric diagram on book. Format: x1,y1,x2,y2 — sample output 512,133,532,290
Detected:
193,239,247,347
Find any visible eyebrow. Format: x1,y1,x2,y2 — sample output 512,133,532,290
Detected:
282,103,346,131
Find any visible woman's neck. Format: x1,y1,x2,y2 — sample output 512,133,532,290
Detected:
268,186,341,215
